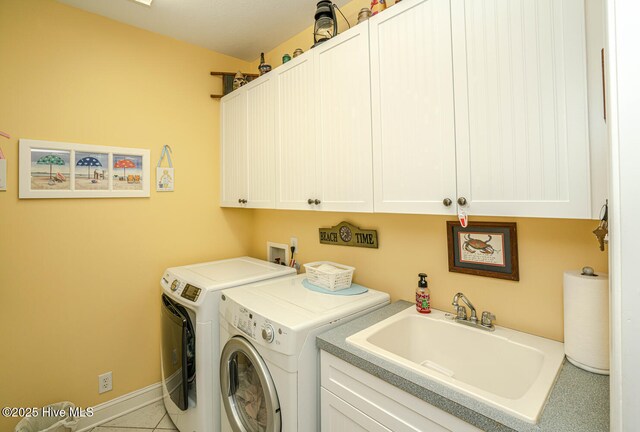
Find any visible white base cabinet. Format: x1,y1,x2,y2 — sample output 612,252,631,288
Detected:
320,351,482,432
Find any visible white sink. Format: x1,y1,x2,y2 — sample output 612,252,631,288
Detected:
346,306,565,424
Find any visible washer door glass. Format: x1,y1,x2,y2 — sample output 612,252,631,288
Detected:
220,336,281,432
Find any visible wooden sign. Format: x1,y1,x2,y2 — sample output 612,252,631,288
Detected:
319,221,378,249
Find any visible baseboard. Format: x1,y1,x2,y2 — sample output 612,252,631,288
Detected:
76,382,163,432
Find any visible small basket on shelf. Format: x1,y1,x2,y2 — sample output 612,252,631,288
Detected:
303,261,355,291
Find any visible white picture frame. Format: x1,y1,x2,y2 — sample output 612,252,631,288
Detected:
19,139,150,199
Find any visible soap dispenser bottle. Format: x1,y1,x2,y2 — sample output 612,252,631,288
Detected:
416,273,431,314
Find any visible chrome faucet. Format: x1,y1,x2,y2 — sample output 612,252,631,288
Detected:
452,292,478,323
451,292,496,331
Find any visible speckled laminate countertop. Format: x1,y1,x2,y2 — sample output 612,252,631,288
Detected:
317,301,609,432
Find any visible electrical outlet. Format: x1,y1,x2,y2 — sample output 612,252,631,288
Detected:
290,237,298,253
98,371,112,394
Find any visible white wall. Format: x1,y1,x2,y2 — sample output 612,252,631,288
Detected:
606,0,640,430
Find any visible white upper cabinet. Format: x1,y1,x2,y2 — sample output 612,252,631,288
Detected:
220,0,605,219
220,76,276,208
274,55,319,210
314,23,374,212
220,89,247,207
274,25,374,212
370,0,458,215
246,76,276,208
451,0,592,218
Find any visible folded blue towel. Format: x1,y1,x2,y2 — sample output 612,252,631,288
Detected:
302,278,368,296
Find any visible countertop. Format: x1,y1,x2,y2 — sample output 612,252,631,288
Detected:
317,301,609,432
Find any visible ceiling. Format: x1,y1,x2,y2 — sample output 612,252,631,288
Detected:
56,0,350,61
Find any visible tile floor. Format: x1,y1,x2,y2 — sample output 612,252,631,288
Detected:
90,400,176,432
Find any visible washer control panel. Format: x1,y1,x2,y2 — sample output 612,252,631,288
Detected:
181,284,201,302
223,299,294,355
161,273,201,303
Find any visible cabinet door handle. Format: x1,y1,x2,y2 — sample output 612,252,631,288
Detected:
314,199,321,205
457,197,467,206
308,198,314,205
443,198,452,207
238,198,243,204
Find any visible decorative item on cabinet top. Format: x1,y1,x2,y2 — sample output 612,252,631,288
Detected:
446,221,519,281
210,71,259,100
357,7,372,24
313,1,338,47
312,1,350,48
319,221,378,249
258,52,272,76
370,0,387,16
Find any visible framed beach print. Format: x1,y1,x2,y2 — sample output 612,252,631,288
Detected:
446,221,519,281
19,139,150,199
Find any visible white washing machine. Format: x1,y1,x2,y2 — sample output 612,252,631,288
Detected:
218,274,390,432
160,257,296,432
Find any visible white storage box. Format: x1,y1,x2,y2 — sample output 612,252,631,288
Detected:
304,261,354,291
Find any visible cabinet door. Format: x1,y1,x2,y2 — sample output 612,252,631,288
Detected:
220,90,247,207
246,77,276,208
314,24,373,212
321,388,392,432
371,0,458,215
451,0,591,218
275,56,318,210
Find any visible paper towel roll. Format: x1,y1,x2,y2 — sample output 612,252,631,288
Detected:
563,269,609,375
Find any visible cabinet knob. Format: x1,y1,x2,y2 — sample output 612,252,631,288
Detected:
238,198,243,204
308,198,314,205
314,199,321,205
457,197,467,206
443,198,452,207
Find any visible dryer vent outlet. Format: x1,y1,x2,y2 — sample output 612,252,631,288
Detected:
267,241,290,266
99,371,112,394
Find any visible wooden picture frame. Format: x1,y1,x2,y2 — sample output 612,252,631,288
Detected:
446,221,519,281
19,139,150,199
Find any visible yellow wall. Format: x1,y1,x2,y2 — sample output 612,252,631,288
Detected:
249,212,608,342
0,0,252,428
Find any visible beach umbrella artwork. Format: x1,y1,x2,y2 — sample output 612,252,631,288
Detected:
36,154,66,179
114,158,136,179
76,156,102,179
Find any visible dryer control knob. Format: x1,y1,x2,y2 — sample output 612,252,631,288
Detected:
261,325,275,343
170,280,179,292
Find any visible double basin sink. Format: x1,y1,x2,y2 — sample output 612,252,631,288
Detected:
346,306,565,424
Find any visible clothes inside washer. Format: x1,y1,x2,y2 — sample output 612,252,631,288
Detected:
234,353,267,432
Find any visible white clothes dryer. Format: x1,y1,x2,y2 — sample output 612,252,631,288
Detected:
160,257,296,432
218,274,390,432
